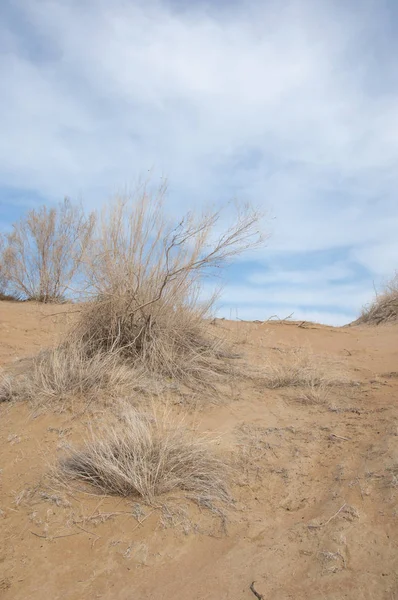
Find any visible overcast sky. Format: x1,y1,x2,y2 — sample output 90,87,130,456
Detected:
1,0,397,324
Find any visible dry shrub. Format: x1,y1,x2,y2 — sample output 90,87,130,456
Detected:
3,198,95,302
358,273,398,325
60,407,231,505
1,181,263,407
262,347,347,402
0,370,13,402
72,294,230,389
1,342,137,405
0,231,8,294
71,181,263,390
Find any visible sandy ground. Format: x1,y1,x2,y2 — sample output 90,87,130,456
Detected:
1,301,398,599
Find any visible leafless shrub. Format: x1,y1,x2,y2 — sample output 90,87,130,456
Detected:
59,406,231,506
358,272,398,325
72,180,263,390
1,342,138,405
0,232,17,300
3,198,95,302
0,232,7,292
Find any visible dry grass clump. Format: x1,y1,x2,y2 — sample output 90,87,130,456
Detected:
298,381,332,405
59,407,231,505
0,342,137,405
358,273,398,325
262,347,333,389
0,370,13,402
262,347,347,403
73,294,231,389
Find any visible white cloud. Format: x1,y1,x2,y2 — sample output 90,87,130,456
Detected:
0,0,397,322
351,241,398,280
214,282,372,312
247,262,354,286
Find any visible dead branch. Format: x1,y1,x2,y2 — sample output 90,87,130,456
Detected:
308,503,347,529
250,581,264,600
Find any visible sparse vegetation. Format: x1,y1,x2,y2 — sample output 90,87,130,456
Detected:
262,347,347,402
69,182,263,390
0,370,13,402
0,182,263,405
298,381,331,405
0,232,13,299
0,342,138,405
3,198,95,303
59,406,231,505
262,347,337,389
358,272,398,325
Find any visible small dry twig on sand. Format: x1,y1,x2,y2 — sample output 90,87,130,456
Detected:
308,503,347,529
329,433,350,442
30,530,81,540
250,581,264,599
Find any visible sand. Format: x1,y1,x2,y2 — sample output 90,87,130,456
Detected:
1,301,398,599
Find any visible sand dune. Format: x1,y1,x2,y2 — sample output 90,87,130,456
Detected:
1,301,398,599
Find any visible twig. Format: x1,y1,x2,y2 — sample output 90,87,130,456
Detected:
308,503,347,529
265,312,293,322
131,510,155,532
84,510,136,522
30,530,81,540
330,434,350,442
40,309,82,319
250,581,264,599
74,523,101,540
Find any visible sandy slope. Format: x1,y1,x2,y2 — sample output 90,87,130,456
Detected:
1,302,398,599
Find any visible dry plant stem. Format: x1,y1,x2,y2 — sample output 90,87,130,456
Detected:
250,581,264,600
330,434,350,441
308,503,347,529
30,531,81,540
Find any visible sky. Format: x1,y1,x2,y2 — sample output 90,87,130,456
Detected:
1,0,397,325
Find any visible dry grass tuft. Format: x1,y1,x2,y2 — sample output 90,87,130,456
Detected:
261,347,348,403
358,273,398,325
0,370,13,402
59,407,231,505
262,347,338,389
1,342,138,405
298,381,332,405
